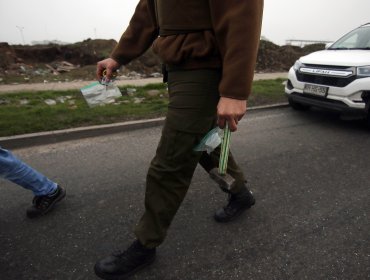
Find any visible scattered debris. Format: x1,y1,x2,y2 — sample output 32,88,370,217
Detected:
56,96,69,103
126,88,137,96
0,39,325,84
133,97,145,104
55,61,79,72
150,72,162,78
45,61,79,75
0,99,10,105
45,64,59,75
19,99,29,105
146,89,160,97
44,99,57,106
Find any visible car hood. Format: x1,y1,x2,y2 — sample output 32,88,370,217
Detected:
300,50,370,67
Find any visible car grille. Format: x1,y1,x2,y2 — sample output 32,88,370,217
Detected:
296,64,357,87
296,71,357,87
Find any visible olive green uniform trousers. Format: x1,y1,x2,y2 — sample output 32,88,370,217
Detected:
134,69,247,248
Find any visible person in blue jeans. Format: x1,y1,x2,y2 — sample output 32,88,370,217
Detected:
0,147,66,218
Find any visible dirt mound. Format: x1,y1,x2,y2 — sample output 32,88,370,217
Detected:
256,40,325,72
12,39,117,66
0,42,21,69
0,39,324,83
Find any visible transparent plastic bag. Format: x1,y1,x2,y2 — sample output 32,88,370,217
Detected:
80,81,122,107
194,127,223,154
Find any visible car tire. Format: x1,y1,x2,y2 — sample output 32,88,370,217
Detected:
288,98,310,111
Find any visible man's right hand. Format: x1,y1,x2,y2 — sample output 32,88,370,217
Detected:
96,58,121,81
217,97,247,132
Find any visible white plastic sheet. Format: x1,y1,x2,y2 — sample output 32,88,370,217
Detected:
80,82,122,107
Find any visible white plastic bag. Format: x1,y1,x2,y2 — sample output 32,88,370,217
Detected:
80,82,122,107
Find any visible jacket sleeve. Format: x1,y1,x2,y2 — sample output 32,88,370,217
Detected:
110,0,158,65
209,0,263,100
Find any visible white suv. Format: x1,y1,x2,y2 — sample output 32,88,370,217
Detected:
285,23,370,125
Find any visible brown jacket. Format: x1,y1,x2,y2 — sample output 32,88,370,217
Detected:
111,0,263,100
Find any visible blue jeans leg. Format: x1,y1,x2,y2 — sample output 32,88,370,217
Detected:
0,147,57,196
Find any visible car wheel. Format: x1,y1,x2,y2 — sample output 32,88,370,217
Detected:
288,98,310,111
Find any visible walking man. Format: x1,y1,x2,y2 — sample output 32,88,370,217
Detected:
94,0,263,278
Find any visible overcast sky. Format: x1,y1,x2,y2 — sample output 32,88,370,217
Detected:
0,0,369,46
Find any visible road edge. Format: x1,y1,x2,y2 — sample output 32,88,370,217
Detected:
0,103,289,149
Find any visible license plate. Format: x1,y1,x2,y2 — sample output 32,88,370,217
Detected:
303,84,328,97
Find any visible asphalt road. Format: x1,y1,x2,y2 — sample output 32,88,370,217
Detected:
0,107,369,280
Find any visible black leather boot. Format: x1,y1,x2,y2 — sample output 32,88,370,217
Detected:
214,187,255,223
94,240,156,280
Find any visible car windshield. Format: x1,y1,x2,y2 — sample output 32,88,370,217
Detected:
329,25,370,50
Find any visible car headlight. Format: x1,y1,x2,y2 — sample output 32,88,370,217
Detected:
293,60,302,71
357,66,370,77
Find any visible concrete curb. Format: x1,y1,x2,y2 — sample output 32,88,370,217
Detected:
0,103,288,149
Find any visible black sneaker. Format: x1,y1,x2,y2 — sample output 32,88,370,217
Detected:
214,187,255,223
94,240,156,280
26,185,66,219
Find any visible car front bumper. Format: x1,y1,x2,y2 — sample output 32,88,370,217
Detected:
285,67,369,115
